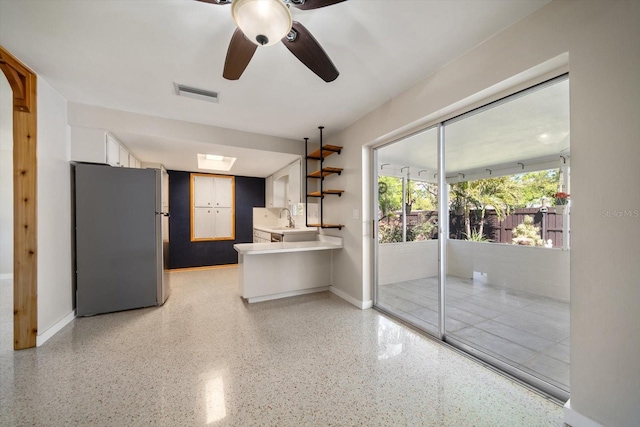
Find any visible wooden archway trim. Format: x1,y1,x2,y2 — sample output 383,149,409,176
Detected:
0,45,37,350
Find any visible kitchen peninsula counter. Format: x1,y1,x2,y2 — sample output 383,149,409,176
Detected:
234,237,342,255
234,236,343,303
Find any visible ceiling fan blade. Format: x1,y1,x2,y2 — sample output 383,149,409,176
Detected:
292,0,347,10
282,21,339,82
223,28,257,80
195,0,231,5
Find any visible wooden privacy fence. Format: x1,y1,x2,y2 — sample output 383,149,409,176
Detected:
403,208,565,248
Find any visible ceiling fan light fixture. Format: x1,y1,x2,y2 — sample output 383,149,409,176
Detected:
231,0,292,47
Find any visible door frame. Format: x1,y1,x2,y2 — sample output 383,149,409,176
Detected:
0,45,38,350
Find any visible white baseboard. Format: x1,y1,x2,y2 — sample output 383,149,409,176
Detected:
564,399,604,427
36,310,75,347
246,286,329,303
329,286,373,310
0,273,13,280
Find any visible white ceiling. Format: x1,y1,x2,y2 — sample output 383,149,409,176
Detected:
112,130,300,176
0,0,550,174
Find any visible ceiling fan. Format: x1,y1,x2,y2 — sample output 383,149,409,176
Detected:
197,0,346,82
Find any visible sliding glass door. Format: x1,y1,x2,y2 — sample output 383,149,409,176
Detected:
374,126,439,337
373,75,570,400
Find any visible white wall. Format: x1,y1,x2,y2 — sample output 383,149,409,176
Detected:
378,240,438,285
317,132,364,300
325,1,639,425
448,241,570,301
0,74,12,278
378,239,569,301
36,76,73,336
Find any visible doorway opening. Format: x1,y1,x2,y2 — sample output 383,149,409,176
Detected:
0,71,13,352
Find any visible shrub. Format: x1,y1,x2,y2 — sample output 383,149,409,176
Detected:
378,214,436,243
411,220,436,241
378,220,403,243
464,229,491,242
512,215,543,246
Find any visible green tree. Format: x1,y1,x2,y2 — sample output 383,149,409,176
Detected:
450,176,521,239
473,177,520,237
378,176,402,222
512,169,560,207
379,176,437,217
410,180,438,211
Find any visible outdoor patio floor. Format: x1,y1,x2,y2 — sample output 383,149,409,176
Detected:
377,276,570,392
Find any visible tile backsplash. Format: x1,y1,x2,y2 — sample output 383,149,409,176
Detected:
253,204,317,229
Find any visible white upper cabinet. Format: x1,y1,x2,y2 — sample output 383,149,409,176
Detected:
191,173,235,241
272,176,287,208
129,153,140,169
106,134,120,167
119,145,129,168
194,175,215,207
266,158,302,208
71,127,140,167
214,177,233,207
265,175,274,208
288,158,301,206
194,175,231,207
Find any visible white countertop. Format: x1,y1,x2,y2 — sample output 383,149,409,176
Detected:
253,226,318,235
234,236,343,255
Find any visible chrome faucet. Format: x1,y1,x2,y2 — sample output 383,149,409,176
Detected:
280,208,294,228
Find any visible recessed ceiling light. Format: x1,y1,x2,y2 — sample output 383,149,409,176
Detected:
205,154,225,161
537,131,569,145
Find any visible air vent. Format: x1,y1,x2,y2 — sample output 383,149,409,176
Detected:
174,83,219,103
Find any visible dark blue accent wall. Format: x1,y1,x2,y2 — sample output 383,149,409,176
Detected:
168,170,265,269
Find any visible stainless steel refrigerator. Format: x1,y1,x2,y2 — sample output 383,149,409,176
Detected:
74,163,170,316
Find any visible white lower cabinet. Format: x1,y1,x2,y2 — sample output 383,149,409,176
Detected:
194,208,214,239
194,207,233,240
253,229,271,243
215,208,232,237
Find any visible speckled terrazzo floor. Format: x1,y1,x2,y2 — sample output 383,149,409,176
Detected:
1,269,564,426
